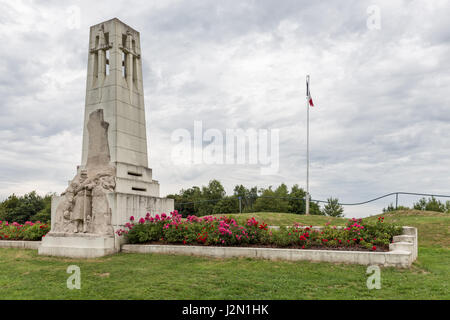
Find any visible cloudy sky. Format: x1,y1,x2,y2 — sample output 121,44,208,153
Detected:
1,0,449,217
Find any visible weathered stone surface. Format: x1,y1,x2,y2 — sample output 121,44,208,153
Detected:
86,109,111,168
52,114,116,237
38,233,115,258
0,240,41,250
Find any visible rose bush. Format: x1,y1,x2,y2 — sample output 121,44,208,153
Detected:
117,212,403,251
0,220,50,241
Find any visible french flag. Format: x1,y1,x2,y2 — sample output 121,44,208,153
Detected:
306,76,314,107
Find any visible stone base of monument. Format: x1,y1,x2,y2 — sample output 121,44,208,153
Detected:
38,232,116,258
42,192,173,259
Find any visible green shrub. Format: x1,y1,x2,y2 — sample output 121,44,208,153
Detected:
0,192,54,224
413,196,446,212
322,197,344,217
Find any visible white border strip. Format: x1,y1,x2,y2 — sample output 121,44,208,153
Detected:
0,240,41,250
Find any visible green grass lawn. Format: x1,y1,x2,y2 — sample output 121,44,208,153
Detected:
0,210,448,299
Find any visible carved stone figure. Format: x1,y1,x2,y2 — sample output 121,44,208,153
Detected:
88,170,115,235
52,109,115,236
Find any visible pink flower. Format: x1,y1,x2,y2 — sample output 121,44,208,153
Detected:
130,216,135,221
125,222,133,229
139,218,145,224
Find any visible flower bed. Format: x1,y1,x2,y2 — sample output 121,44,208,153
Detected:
116,211,403,252
0,221,50,241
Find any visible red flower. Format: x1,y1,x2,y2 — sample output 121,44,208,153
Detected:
372,246,377,251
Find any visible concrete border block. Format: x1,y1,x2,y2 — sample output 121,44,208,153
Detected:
122,243,415,268
401,226,418,260
121,226,418,268
0,240,41,250
389,241,413,252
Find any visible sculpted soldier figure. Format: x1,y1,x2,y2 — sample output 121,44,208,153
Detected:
70,170,92,233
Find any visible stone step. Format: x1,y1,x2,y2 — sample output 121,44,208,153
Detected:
402,226,417,236
389,241,413,253
393,235,415,243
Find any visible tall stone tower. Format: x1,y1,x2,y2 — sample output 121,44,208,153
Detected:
39,18,174,258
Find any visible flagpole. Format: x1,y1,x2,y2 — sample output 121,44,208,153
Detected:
305,75,310,215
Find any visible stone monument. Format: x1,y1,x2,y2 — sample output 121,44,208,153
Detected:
39,18,174,258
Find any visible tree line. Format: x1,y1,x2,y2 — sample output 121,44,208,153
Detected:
0,191,52,224
383,196,450,213
167,180,344,217
5,183,448,223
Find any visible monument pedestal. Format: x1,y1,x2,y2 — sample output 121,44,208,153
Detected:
38,232,116,258
45,192,174,258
